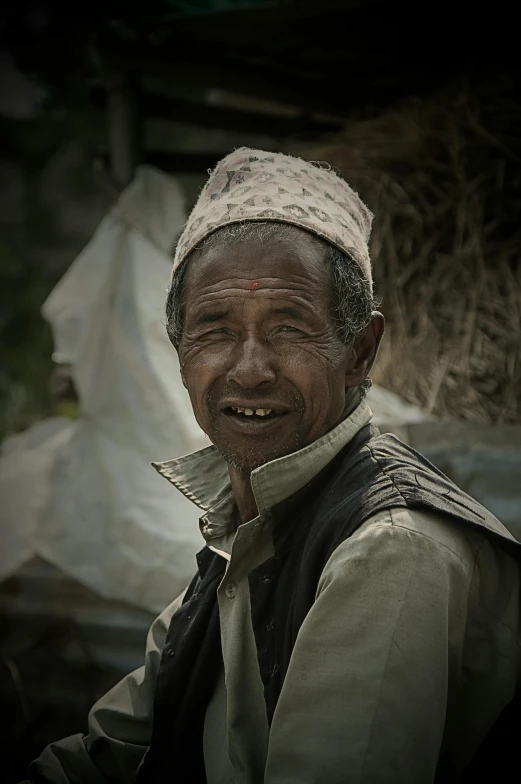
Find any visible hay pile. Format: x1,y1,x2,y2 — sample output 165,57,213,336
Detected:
308,87,521,423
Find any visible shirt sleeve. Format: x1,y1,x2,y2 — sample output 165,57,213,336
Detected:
264,508,477,784
24,589,187,784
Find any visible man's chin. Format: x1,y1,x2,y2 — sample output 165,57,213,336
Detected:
216,439,302,474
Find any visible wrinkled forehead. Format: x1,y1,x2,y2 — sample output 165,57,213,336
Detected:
183,225,331,298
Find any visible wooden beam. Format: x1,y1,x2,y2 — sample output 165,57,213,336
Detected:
97,30,348,118
89,87,344,138
144,150,223,173
99,46,452,121
95,0,484,119
103,68,142,187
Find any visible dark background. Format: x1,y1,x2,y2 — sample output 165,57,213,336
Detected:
1,1,520,779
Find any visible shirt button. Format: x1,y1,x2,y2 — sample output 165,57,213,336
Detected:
224,581,237,599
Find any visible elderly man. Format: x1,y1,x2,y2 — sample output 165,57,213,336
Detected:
27,149,520,784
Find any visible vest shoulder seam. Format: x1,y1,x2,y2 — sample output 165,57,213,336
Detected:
323,517,476,573
365,441,408,505
388,512,479,570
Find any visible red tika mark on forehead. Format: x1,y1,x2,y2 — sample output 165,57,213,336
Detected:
249,280,260,293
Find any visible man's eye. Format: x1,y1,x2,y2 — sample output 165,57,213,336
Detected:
276,325,300,334
201,328,230,340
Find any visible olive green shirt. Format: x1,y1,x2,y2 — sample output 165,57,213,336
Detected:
27,402,521,784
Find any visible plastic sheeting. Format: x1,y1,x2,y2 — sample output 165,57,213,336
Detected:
0,166,207,612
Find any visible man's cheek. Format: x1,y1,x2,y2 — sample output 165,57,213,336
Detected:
190,397,211,434
179,344,204,365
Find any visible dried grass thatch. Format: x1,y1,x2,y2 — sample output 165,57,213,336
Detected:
307,86,521,423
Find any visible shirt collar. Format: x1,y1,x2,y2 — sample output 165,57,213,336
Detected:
153,400,373,518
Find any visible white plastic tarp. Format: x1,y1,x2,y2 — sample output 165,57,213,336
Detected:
0,166,207,612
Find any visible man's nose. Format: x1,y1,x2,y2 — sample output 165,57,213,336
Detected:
227,335,277,389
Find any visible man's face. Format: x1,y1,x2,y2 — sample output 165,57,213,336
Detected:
178,230,360,472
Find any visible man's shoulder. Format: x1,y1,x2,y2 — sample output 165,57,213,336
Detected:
323,505,520,588
342,428,519,549
363,506,484,567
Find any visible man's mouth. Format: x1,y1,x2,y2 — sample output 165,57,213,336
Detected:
224,406,284,420
231,405,277,417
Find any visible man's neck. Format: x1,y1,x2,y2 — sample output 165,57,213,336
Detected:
226,392,363,525
228,465,259,525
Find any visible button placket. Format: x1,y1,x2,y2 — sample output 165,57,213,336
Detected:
224,581,237,599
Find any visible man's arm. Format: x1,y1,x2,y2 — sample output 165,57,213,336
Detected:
24,590,186,784
264,508,479,784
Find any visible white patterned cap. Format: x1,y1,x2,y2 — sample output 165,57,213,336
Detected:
172,147,373,292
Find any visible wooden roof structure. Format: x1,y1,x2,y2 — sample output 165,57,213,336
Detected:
86,0,517,185
4,0,516,185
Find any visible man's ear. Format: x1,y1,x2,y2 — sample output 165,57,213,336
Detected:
344,312,385,388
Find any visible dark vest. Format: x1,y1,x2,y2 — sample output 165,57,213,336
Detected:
134,424,520,783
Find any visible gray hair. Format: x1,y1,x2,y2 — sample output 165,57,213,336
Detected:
166,222,378,392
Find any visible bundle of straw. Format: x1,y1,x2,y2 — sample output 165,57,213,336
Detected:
308,86,521,423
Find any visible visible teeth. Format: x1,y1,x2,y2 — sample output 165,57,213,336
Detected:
230,407,275,417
